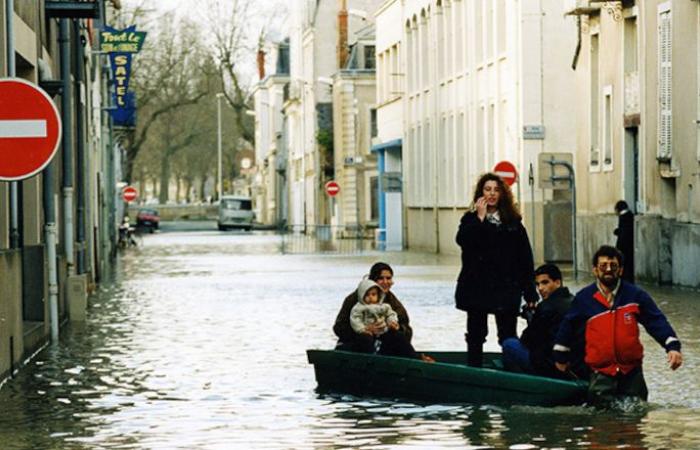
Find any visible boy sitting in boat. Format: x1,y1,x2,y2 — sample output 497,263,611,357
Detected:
501,264,587,380
349,278,426,360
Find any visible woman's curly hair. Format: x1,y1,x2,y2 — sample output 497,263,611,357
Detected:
471,172,522,224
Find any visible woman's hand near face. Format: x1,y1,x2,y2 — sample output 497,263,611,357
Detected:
475,197,488,221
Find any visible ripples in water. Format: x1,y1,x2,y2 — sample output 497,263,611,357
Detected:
1,232,699,449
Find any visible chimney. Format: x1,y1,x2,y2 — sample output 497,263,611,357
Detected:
338,0,349,69
257,49,266,80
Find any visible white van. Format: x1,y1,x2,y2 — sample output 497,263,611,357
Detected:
217,195,254,231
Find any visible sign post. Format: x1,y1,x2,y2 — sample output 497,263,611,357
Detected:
0,78,62,180
325,180,340,197
493,161,518,186
122,186,138,203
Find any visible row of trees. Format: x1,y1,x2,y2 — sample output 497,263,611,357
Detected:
113,0,281,203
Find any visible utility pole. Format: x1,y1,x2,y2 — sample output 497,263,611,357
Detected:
217,93,224,200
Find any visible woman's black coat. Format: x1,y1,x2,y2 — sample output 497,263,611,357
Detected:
455,211,538,314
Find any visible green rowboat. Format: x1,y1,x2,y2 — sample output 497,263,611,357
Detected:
307,350,588,406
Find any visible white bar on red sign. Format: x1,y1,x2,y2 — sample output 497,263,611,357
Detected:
495,171,515,178
0,120,48,138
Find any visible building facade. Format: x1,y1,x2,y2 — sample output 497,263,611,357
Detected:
252,39,290,227
377,0,578,261
331,25,378,233
571,0,700,287
1,0,121,383
284,0,382,231
373,0,404,250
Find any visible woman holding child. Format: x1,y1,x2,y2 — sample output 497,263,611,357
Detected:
455,173,538,367
333,262,419,358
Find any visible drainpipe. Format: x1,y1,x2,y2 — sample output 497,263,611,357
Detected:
6,0,20,249
43,162,60,341
59,19,75,275
73,20,86,275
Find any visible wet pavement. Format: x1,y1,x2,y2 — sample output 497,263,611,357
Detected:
0,229,699,449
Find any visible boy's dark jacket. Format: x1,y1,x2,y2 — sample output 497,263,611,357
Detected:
521,286,586,379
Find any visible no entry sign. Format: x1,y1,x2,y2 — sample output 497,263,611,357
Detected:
493,161,518,186
122,186,138,203
325,180,340,197
0,78,62,181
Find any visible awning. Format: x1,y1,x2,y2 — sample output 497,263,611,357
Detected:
371,138,402,153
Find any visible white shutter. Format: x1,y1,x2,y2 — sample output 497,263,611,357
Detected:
658,4,672,161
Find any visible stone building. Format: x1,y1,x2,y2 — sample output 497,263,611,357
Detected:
569,0,700,287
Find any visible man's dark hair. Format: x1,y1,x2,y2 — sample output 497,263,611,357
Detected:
369,262,393,281
534,263,562,282
614,200,629,213
592,245,624,267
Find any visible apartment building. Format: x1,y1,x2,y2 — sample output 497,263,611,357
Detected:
251,39,290,226
331,25,378,233
570,0,700,286
383,0,578,260
284,0,382,231
0,0,119,382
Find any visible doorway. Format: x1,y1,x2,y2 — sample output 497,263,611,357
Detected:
624,127,639,212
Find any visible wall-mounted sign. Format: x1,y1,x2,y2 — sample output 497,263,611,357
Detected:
100,26,147,53
100,26,147,127
523,125,545,140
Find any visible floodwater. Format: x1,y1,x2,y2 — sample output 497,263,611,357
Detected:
1,230,699,449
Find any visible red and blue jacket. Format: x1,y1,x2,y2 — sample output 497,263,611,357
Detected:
554,281,681,376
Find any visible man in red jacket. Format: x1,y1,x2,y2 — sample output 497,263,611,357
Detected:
553,245,683,405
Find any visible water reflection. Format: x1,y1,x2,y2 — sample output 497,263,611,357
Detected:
0,232,699,449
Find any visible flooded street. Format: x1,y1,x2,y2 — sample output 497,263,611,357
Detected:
1,230,699,449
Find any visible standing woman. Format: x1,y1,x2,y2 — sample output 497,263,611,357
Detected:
455,173,538,367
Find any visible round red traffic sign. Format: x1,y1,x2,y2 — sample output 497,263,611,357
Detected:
493,161,518,186
122,186,138,203
325,180,340,197
0,78,62,181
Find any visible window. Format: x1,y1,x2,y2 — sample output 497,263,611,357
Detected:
658,3,672,161
369,176,379,221
370,108,378,138
364,45,376,70
590,33,600,169
603,85,614,169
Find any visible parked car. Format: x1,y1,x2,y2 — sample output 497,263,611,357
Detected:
217,195,254,231
136,208,160,232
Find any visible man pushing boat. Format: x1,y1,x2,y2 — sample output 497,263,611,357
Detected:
553,245,683,405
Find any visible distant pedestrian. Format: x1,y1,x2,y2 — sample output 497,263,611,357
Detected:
553,245,683,405
455,173,538,367
614,200,634,283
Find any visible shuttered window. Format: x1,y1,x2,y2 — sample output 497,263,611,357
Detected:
658,3,672,161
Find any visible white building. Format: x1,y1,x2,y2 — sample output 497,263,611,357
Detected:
251,39,290,226
285,0,382,231
331,25,378,234
373,0,405,250
377,0,578,261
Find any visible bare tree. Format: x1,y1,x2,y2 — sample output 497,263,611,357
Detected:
124,14,213,183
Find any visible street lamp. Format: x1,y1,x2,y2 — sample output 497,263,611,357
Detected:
216,93,224,201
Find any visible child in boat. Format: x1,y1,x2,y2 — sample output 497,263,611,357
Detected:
350,278,432,361
350,278,400,339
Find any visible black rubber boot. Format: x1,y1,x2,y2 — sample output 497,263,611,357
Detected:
465,333,483,368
